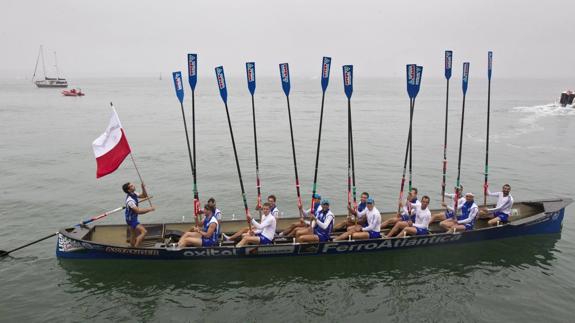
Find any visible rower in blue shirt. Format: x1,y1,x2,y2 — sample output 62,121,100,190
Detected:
440,192,479,232
296,199,334,243
280,193,321,237
178,204,219,247
334,192,370,231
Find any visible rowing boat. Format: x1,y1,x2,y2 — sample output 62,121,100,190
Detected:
56,198,571,260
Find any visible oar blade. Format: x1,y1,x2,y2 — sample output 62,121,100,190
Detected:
414,65,423,98
343,65,353,99
215,66,228,103
406,64,417,99
0,250,8,257
488,51,493,80
188,54,198,91
172,71,185,103
321,57,331,92
279,63,290,96
246,62,256,95
462,62,470,95
445,50,453,80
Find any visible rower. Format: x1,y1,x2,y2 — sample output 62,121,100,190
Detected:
381,188,420,229
480,184,514,226
398,195,432,237
205,197,223,237
334,197,381,240
334,192,369,231
224,194,279,242
386,194,430,237
122,182,155,247
237,202,277,247
296,199,334,243
178,204,219,247
430,185,465,223
279,193,321,237
440,192,478,232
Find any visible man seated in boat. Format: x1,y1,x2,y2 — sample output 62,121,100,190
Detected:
396,196,432,237
430,185,465,223
440,192,478,232
334,192,370,232
279,193,321,237
178,204,219,248
198,197,222,237
122,182,155,247
479,184,514,226
296,199,334,243
236,202,277,247
224,194,279,242
381,188,420,229
333,197,381,240
385,195,431,237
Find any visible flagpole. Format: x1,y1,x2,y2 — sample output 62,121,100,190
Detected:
110,102,152,207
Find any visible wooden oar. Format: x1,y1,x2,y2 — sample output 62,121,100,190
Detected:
454,62,470,214
172,71,199,228
398,65,423,213
215,66,251,230
483,52,493,206
0,196,152,258
279,63,303,210
309,57,331,218
246,62,262,215
343,65,358,219
187,54,201,219
441,50,453,203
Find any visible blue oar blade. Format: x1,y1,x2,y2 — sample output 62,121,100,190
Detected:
187,54,198,91
172,71,184,103
414,65,423,98
215,66,228,104
406,64,417,99
279,63,290,96
321,57,331,92
462,62,470,95
445,50,453,80
342,65,353,99
246,62,256,95
488,51,493,80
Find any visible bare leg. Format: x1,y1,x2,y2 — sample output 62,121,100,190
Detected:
488,216,502,226
282,221,306,236
294,227,312,238
386,221,408,238
400,226,418,236
297,234,320,243
350,232,370,240
381,216,399,229
237,235,262,247
440,219,456,231
129,227,136,247
430,212,446,223
134,224,147,247
179,237,203,247
227,227,250,241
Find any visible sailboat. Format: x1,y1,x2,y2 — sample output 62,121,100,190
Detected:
32,45,68,88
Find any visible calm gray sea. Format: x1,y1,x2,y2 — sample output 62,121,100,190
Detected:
1,75,574,322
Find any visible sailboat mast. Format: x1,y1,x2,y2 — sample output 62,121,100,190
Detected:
32,46,41,81
54,52,60,79
41,45,47,79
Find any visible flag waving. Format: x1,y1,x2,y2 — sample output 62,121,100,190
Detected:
92,107,131,178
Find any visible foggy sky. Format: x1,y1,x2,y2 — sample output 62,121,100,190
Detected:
1,0,574,79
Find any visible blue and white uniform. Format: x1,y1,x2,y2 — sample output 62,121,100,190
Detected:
125,192,140,229
302,202,321,225
449,200,478,231
313,209,334,242
361,206,382,239
401,198,421,222
444,193,465,219
251,212,277,245
355,202,369,227
213,208,223,237
201,215,219,247
411,204,432,235
270,205,280,218
487,190,514,222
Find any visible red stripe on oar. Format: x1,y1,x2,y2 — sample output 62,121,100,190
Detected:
95,130,131,178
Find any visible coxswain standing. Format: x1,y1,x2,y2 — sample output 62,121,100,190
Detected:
440,192,478,232
296,199,334,243
122,182,155,247
480,184,514,226
333,197,381,240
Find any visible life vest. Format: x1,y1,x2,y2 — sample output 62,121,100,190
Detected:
457,201,477,227
125,192,139,222
203,214,219,243
314,209,333,241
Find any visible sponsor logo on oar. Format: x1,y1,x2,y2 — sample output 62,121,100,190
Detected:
172,71,184,103
187,53,197,90
343,65,353,99
488,51,493,80
462,62,470,95
414,65,423,98
246,62,256,95
445,50,453,80
321,56,331,92
406,64,417,99
279,63,290,96
215,66,228,103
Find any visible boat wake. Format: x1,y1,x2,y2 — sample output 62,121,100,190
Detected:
513,103,575,119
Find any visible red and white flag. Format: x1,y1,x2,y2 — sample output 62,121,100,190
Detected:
92,108,131,178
